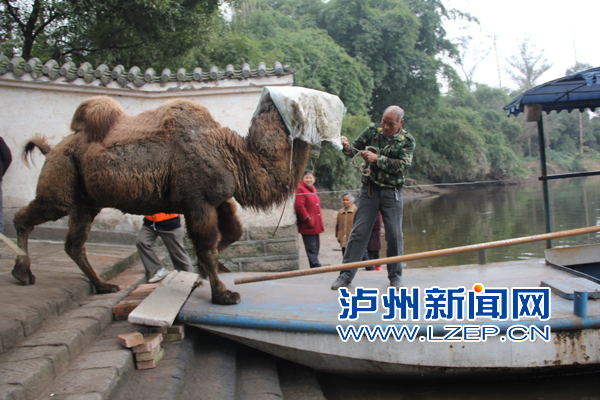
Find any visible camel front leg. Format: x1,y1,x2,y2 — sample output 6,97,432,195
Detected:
186,207,240,305
65,206,120,294
12,199,69,285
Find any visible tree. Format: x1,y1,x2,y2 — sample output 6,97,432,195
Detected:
0,0,219,68
566,61,593,76
565,62,593,154
454,33,490,90
195,3,374,116
316,0,458,120
505,37,552,91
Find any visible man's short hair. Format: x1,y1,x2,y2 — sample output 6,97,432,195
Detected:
385,106,405,123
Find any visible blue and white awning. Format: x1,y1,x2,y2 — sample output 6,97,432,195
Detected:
504,66,600,117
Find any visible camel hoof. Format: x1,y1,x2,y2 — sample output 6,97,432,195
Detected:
212,290,241,305
95,282,120,294
11,268,31,285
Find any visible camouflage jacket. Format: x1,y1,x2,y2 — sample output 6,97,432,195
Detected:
343,123,415,188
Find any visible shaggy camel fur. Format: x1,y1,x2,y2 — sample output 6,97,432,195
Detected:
13,94,312,305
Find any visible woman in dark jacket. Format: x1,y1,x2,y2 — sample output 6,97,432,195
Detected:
294,170,324,268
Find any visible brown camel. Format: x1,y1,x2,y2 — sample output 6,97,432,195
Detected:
13,91,335,305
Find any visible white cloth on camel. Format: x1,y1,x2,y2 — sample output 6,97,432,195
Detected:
254,86,345,149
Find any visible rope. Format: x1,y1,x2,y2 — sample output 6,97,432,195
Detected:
350,145,379,177
271,139,295,237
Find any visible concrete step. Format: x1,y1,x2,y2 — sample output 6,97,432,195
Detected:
33,273,153,400
115,327,238,400
236,346,283,400
278,360,327,400
114,325,328,400
0,241,140,356
0,248,145,400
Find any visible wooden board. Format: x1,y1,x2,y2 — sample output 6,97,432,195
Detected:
128,271,199,327
541,277,600,300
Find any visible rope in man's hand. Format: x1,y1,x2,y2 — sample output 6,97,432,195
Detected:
350,145,379,177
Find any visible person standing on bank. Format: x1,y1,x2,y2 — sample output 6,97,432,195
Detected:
335,192,358,257
295,170,324,268
0,137,12,236
136,213,193,283
331,105,415,290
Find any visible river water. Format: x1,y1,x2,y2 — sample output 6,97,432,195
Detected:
402,177,600,268
316,177,600,400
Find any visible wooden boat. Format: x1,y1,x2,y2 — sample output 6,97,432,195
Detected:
179,243,600,378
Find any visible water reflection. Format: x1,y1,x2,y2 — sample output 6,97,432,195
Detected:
401,177,600,268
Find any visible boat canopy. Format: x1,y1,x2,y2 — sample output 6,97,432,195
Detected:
503,66,600,247
504,66,600,116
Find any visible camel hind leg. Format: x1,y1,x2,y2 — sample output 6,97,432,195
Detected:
13,199,69,285
186,206,240,305
64,206,120,293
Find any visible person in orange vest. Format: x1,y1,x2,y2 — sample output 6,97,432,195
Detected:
135,213,193,283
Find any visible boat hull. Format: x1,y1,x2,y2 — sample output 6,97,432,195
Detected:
191,323,600,377
179,259,600,377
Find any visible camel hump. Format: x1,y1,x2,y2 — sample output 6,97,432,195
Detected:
70,96,125,142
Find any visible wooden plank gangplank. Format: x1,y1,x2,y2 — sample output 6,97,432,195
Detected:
128,271,199,327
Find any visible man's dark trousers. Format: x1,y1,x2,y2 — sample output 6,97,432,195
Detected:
339,183,404,282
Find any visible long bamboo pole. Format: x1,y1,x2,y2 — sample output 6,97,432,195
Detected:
234,225,600,285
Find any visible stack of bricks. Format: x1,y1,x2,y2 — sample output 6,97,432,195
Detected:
149,324,185,341
112,283,159,321
118,331,164,370
117,325,186,370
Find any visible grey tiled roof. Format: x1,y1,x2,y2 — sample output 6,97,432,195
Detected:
0,54,295,87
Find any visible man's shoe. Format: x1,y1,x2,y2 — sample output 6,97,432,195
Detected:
148,267,169,283
331,275,350,290
389,279,403,289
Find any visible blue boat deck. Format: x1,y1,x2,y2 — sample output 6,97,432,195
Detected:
179,259,600,333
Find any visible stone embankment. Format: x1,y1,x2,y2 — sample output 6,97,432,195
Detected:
0,240,327,400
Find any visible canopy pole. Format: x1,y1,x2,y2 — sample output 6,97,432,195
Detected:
234,225,600,285
537,113,552,248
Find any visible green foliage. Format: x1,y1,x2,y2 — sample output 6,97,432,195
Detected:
1,0,220,68
316,0,454,119
410,107,490,182
194,5,373,115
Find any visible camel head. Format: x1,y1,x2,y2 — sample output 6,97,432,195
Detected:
254,86,344,151
236,88,344,211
